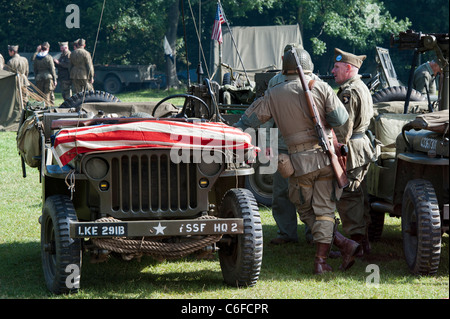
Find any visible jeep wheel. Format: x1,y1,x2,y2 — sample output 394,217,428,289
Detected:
103,75,123,94
245,160,273,207
41,195,82,294
402,179,441,275
59,90,121,110
218,188,263,287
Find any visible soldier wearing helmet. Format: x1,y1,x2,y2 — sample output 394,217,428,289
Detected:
331,48,375,258
235,48,362,274
267,44,316,246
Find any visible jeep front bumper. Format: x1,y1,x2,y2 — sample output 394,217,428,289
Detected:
70,218,244,238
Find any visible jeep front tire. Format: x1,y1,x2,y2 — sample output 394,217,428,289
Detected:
218,189,263,287
41,195,82,294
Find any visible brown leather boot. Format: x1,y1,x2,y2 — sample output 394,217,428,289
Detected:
314,243,333,274
351,234,371,258
333,231,361,271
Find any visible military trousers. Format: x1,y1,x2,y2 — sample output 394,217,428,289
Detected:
72,79,93,94
336,163,371,236
36,79,55,106
272,164,299,241
288,165,342,244
60,80,72,100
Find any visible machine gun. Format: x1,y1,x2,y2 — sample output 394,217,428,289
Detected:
391,30,449,112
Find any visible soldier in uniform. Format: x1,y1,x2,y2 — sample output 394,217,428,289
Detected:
234,48,361,274
6,45,29,105
412,60,442,95
34,42,57,106
331,48,375,257
268,44,314,245
54,41,72,100
69,39,94,94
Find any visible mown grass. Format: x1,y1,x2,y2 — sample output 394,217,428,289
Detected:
1,90,448,300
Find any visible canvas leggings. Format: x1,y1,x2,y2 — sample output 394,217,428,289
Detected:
288,165,342,244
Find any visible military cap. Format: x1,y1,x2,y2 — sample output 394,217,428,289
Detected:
8,45,19,52
59,41,69,47
334,48,366,69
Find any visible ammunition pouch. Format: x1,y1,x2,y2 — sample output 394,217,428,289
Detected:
277,153,295,178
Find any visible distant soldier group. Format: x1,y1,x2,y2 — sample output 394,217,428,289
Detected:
1,38,94,106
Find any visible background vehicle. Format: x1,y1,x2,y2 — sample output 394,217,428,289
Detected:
17,89,263,294
94,64,162,94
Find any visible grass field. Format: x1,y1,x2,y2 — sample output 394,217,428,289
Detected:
0,90,448,301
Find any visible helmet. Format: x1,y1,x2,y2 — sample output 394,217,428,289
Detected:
282,48,314,74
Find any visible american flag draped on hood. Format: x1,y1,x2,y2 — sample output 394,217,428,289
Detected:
52,120,257,167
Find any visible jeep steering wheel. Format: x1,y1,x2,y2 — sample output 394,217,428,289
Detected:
152,94,211,119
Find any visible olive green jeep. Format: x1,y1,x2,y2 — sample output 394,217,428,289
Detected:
366,31,449,275
17,90,263,294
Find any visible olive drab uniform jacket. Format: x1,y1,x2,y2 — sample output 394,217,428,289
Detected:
334,75,375,171
69,47,94,81
34,53,57,82
235,74,349,177
7,53,29,86
56,51,71,81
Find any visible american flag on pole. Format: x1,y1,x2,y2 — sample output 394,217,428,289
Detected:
211,3,225,44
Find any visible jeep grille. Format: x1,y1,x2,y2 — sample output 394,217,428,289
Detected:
110,152,198,213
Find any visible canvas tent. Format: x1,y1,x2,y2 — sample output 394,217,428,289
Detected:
210,24,303,82
0,69,22,131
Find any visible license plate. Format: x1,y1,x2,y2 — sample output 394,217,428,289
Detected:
71,218,243,238
75,223,128,237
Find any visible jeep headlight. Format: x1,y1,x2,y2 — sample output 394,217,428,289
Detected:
198,151,223,176
84,157,109,180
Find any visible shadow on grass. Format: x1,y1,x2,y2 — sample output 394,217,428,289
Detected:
0,223,447,298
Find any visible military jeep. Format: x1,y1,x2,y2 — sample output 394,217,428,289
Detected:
17,90,263,294
367,31,449,275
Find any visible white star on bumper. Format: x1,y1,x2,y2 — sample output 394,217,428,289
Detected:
153,222,167,235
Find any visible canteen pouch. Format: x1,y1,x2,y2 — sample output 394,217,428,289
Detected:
277,153,294,178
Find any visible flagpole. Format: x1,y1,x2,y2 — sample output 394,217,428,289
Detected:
218,42,222,84
218,0,252,87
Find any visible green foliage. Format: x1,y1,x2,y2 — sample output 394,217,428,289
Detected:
298,0,411,56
